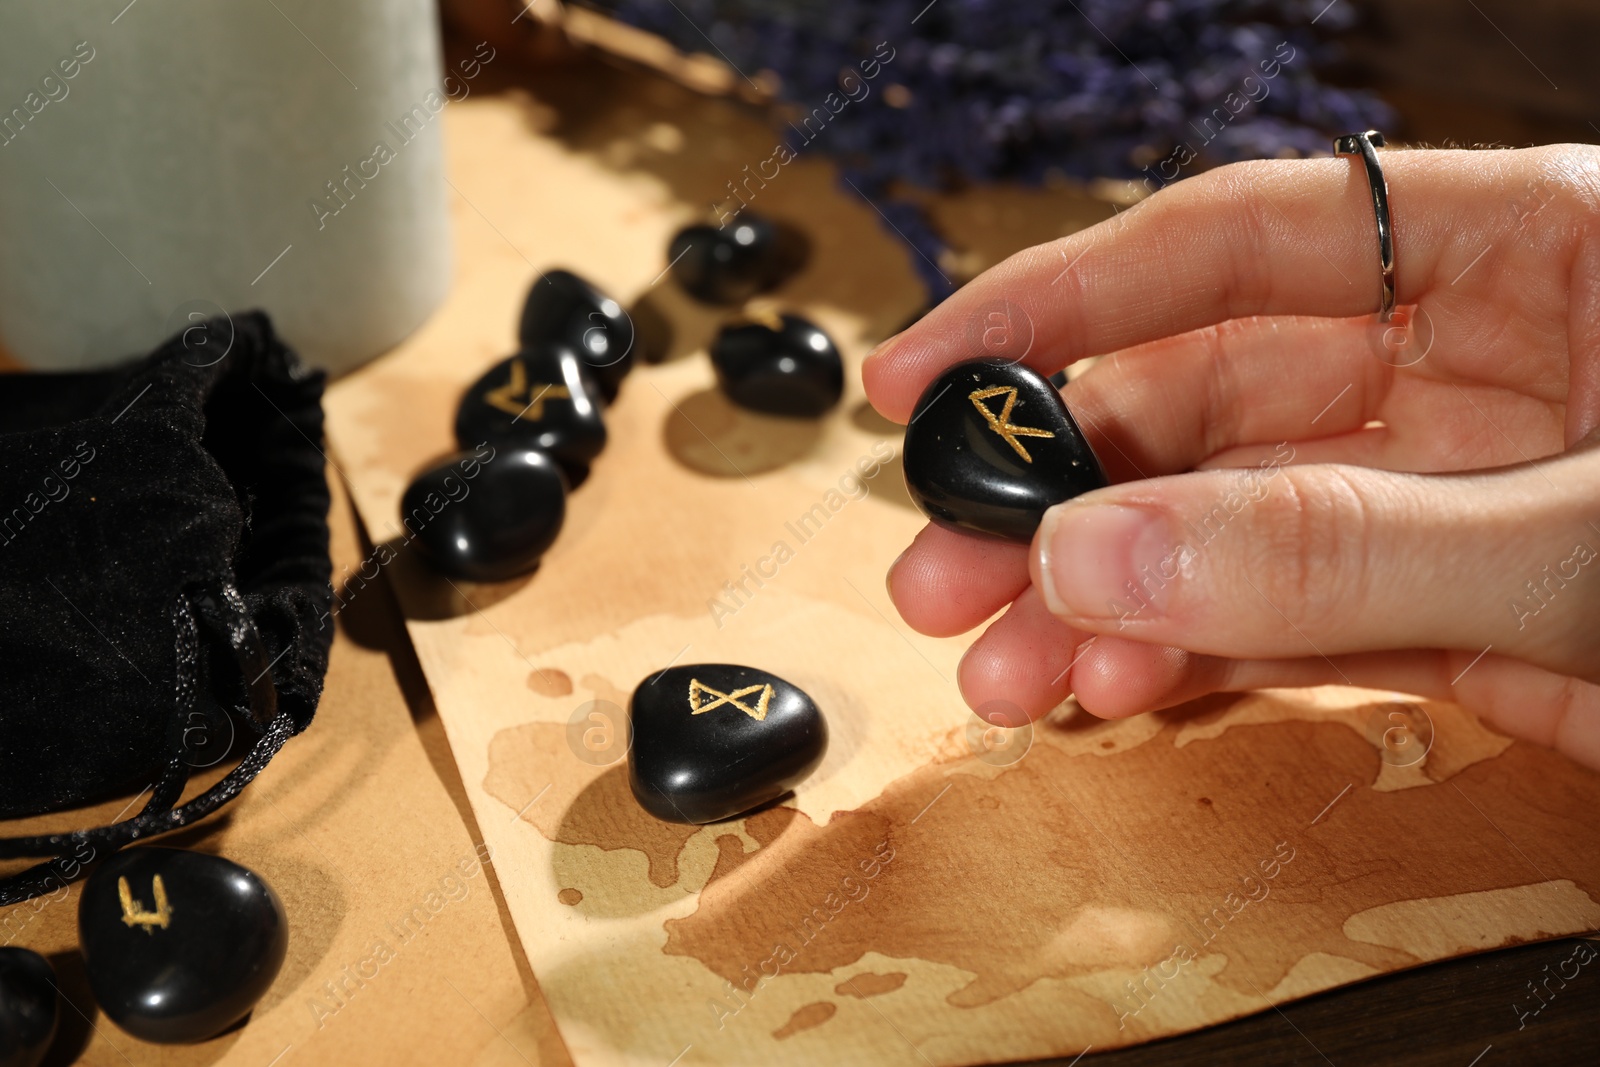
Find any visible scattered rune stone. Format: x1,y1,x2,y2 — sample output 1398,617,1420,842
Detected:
455,343,607,485
518,269,636,400
0,948,56,1067
78,848,288,1044
629,664,828,824
711,312,843,417
403,447,567,582
666,214,807,305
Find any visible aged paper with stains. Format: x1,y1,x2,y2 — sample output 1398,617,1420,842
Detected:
326,94,1600,1065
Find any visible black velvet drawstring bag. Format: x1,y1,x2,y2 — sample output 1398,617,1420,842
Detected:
0,312,333,904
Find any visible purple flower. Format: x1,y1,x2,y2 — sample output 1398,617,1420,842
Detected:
588,0,1393,302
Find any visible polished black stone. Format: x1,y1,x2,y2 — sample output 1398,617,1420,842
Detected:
666,214,806,305
629,664,827,824
78,848,287,1044
1048,368,1068,389
518,269,636,399
403,446,567,582
710,312,844,417
0,948,56,1067
455,343,607,483
903,357,1108,542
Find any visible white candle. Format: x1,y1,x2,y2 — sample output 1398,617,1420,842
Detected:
0,0,454,375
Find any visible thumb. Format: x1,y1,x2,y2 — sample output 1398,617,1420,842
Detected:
1030,450,1600,679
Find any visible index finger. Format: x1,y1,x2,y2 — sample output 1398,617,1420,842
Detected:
863,149,1456,423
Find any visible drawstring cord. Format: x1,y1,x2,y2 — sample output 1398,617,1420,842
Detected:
0,585,289,906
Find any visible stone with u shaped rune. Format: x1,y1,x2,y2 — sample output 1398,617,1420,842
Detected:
78,848,288,1044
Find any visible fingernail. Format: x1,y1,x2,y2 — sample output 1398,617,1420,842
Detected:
1038,503,1173,621
885,546,907,599
862,334,899,372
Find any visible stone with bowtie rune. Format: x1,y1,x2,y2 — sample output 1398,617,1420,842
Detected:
630,664,827,823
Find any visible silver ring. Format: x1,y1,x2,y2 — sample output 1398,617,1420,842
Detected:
1333,130,1395,322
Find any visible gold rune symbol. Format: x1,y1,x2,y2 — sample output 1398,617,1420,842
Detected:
484,358,570,420
688,678,774,721
969,385,1056,463
742,305,786,331
118,874,172,932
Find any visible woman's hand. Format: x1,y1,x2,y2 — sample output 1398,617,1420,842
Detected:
863,144,1600,769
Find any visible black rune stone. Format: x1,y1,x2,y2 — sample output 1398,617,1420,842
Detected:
666,214,806,306
518,269,636,399
455,343,607,485
903,357,1108,543
0,948,56,1067
711,312,844,417
403,446,567,582
629,664,827,824
78,848,288,1044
